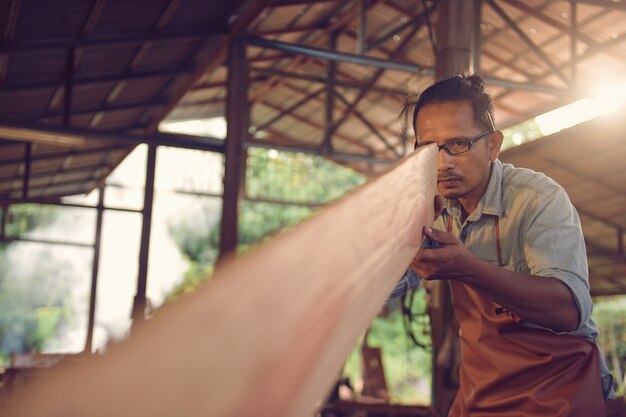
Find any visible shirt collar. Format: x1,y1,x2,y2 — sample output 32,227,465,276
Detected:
443,159,504,222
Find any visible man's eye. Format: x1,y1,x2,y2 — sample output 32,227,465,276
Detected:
447,140,468,149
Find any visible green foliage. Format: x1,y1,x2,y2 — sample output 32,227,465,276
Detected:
238,201,313,247
4,204,59,237
169,218,220,268
593,295,626,395
246,148,365,204
0,204,72,366
167,148,364,300
0,245,73,366
343,288,432,404
501,118,543,151
167,262,215,301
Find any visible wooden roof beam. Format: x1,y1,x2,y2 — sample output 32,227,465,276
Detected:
0,118,225,152
39,99,170,119
0,29,225,54
366,2,435,52
0,145,127,165
501,0,599,47
255,22,329,37
144,0,276,134
485,0,570,87
573,0,626,11
0,0,22,84
256,99,372,153
250,66,408,96
334,89,402,158
1,67,196,93
282,80,400,142
254,86,326,132
92,0,186,128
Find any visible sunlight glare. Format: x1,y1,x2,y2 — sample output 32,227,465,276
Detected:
535,81,626,136
160,117,227,139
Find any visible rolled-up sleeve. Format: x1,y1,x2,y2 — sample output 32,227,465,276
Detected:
388,268,421,299
522,186,592,329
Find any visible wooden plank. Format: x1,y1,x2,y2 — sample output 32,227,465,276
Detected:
3,145,438,417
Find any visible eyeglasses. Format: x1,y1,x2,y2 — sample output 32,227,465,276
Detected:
414,130,491,155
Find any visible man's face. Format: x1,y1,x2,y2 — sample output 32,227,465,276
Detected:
415,101,501,204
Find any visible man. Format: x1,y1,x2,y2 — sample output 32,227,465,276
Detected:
392,74,614,416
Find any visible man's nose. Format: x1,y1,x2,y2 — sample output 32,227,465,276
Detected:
437,148,455,170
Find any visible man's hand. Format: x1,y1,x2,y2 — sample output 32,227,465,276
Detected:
411,227,475,281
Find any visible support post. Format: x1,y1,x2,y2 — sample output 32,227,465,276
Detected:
0,203,8,240
432,0,475,413
436,0,474,78
570,0,578,88
219,38,249,258
356,0,367,54
324,32,338,153
64,47,75,126
22,142,31,199
85,185,105,352
132,144,157,326
472,0,482,74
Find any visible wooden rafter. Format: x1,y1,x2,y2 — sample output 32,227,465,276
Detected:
3,67,196,93
45,0,107,115
0,0,22,84
486,0,570,86
254,86,326,132
89,0,184,128
333,89,401,157
257,99,372,153
322,23,424,144
144,0,276,134
282,80,400,141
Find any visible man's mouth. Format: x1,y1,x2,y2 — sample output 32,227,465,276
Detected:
438,176,462,184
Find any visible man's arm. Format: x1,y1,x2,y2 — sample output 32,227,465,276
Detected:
411,227,579,332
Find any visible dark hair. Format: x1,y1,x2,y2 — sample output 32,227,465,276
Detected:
401,74,496,141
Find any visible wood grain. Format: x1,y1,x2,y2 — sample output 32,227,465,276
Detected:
2,144,438,417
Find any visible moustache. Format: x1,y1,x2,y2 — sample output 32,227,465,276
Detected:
437,175,463,183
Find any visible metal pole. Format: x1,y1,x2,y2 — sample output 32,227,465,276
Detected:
570,0,577,88
248,36,434,75
472,0,482,74
356,0,367,54
0,203,8,240
63,47,75,126
84,185,105,353
22,142,31,199
219,37,249,258
249,36,569,96
132,144,157,326
324,32,338,152
432,0,472,413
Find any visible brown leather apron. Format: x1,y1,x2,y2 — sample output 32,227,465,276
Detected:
445,216,605,417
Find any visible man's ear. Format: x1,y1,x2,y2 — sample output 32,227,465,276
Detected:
488,130,504,162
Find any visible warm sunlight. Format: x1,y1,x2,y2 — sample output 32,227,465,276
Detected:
160,117,227,138
535,81,626,135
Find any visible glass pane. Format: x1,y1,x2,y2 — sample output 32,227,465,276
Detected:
104,145,147,211
93,210,142,351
